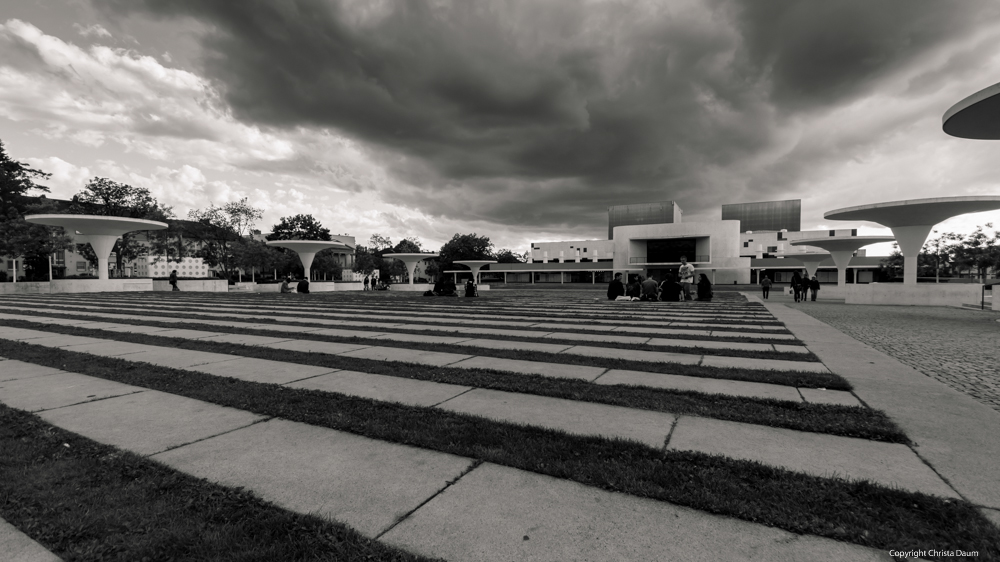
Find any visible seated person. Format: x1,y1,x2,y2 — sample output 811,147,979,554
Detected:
426,279,444,296
441,280,458,296
464,279,477,297
640,275,659,301
659,273,683,302
696,273,713,301
626,277,642,299
606,273,625,301
279,277,293,293
296,279,310,294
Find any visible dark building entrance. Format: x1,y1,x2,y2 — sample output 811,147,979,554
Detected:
647,238,697,263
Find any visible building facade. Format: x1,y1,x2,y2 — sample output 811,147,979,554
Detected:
722,199,801,233
607,201,682,239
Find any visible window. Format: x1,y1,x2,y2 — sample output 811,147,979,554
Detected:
743,242,749,247
851,229,858,236
829,230,836,236
583,248,587,252
76,262,86,271
767,246,778,252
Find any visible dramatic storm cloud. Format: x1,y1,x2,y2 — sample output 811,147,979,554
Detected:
4,0,1000,249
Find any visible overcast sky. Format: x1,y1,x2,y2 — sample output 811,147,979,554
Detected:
3,0,1000,255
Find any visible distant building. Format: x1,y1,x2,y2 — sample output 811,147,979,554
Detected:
134,256,209,278
722,199,801,233
607,201,682,239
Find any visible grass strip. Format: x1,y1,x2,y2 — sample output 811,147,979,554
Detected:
1,323,896,441
3,302,802,342
2,314,843,392
8,298,791,334
0,404,437,562
21,300,819,363
1,344,997,559
3,303,813,365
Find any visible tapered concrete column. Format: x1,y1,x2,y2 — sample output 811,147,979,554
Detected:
892,224,935,286
267,240,350,280
383,253,439,285
25,214,168,281
454,260,497,285
785,253,830,281
790,237,894,288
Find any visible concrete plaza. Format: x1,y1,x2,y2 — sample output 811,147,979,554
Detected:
1,288,998,560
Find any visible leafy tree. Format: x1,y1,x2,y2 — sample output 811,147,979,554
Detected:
230,239,285,281
0,204,72,281
0,139,50,216
70,178,173,275
313,249,344,280
438,233,493,272
351,245,381,276
368,234,393,254
187,198,263,279
266,214,332,241
424,260,441,281
392,237,422,253
494,248,524,263
947,224,999,281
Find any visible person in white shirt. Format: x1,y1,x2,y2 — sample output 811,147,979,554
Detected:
678,256,695,301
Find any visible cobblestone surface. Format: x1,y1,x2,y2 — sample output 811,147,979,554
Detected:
795,302,1000,413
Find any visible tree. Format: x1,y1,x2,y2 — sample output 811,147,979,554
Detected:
368,233,394,255
351,245,380,276
438,233,494,272
0,139,50,217
70,178,173,275
393,237,422,253
0,205,72,281
947,224,1000,281
266,214,332,241
187,198,263,279
313,249,344,280
494,248,524,263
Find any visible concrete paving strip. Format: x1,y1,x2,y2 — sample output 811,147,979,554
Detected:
381,462,891,562
0,517,62,562
667,416,959,498
701,354,830,374
541,331,650,345
799,388,862,407
450,338,572,354
370,332,474,345
152,418,476,538
766,301,1000,509
646,337,787,353
560,345,703,365
437,388,675,448
148,328,229,339
197,333,296,346
0,371,146,412
526,322,616,332
712,330,796,340
595,369,803,402
192,357,340,385
58,341,158,357
38,389,266,456
446,356,606,381
260,339,372,354
287,370,472,408
122,348,252,370
89,323,175,334
0,360,69,382
339,346,473,367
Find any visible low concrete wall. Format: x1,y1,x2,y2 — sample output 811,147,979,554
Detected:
0,282,51,294
845,283,984,307
337,282,364,291
310,282,337,293
153,279,229,292
230,282,256,292
389,283,435,292
1,279,158,294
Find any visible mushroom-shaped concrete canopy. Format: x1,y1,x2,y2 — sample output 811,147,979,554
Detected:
825,197,1000,284
790,237,894,287
382,253,439,285
266,240,351,280
943,81,1000,139
453,260,497,284
25,214,168,280
781,253,832,280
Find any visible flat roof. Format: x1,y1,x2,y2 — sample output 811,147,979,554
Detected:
824,197,1000,227
790,236,894,252
25,214,168,235
943,81,1000,139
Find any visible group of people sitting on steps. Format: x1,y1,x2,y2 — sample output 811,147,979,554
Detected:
607,257,713,302
424,279,478,297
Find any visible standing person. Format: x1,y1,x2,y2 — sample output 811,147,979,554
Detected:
607,272,625,301
760,275,772,300
809,275,820,301
169,269,180,291
659,272,683,302
640,275,659,301
363,275,370,291
790,271,803,302
696,273,713,301
678,256,695,301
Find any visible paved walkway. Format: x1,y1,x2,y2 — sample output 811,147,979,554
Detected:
793,302,1000,413
5,291,998,559
0,517,61,562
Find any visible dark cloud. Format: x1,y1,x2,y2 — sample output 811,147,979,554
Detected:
94,0,996,236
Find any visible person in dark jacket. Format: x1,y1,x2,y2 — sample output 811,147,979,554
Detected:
169,270,179,291
790,271,803,302
808,275,820,301
296,278,310,294
607,272,625,300
640,275,659,301
760,275,772,300
659,273,683,302
696,274,713,301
